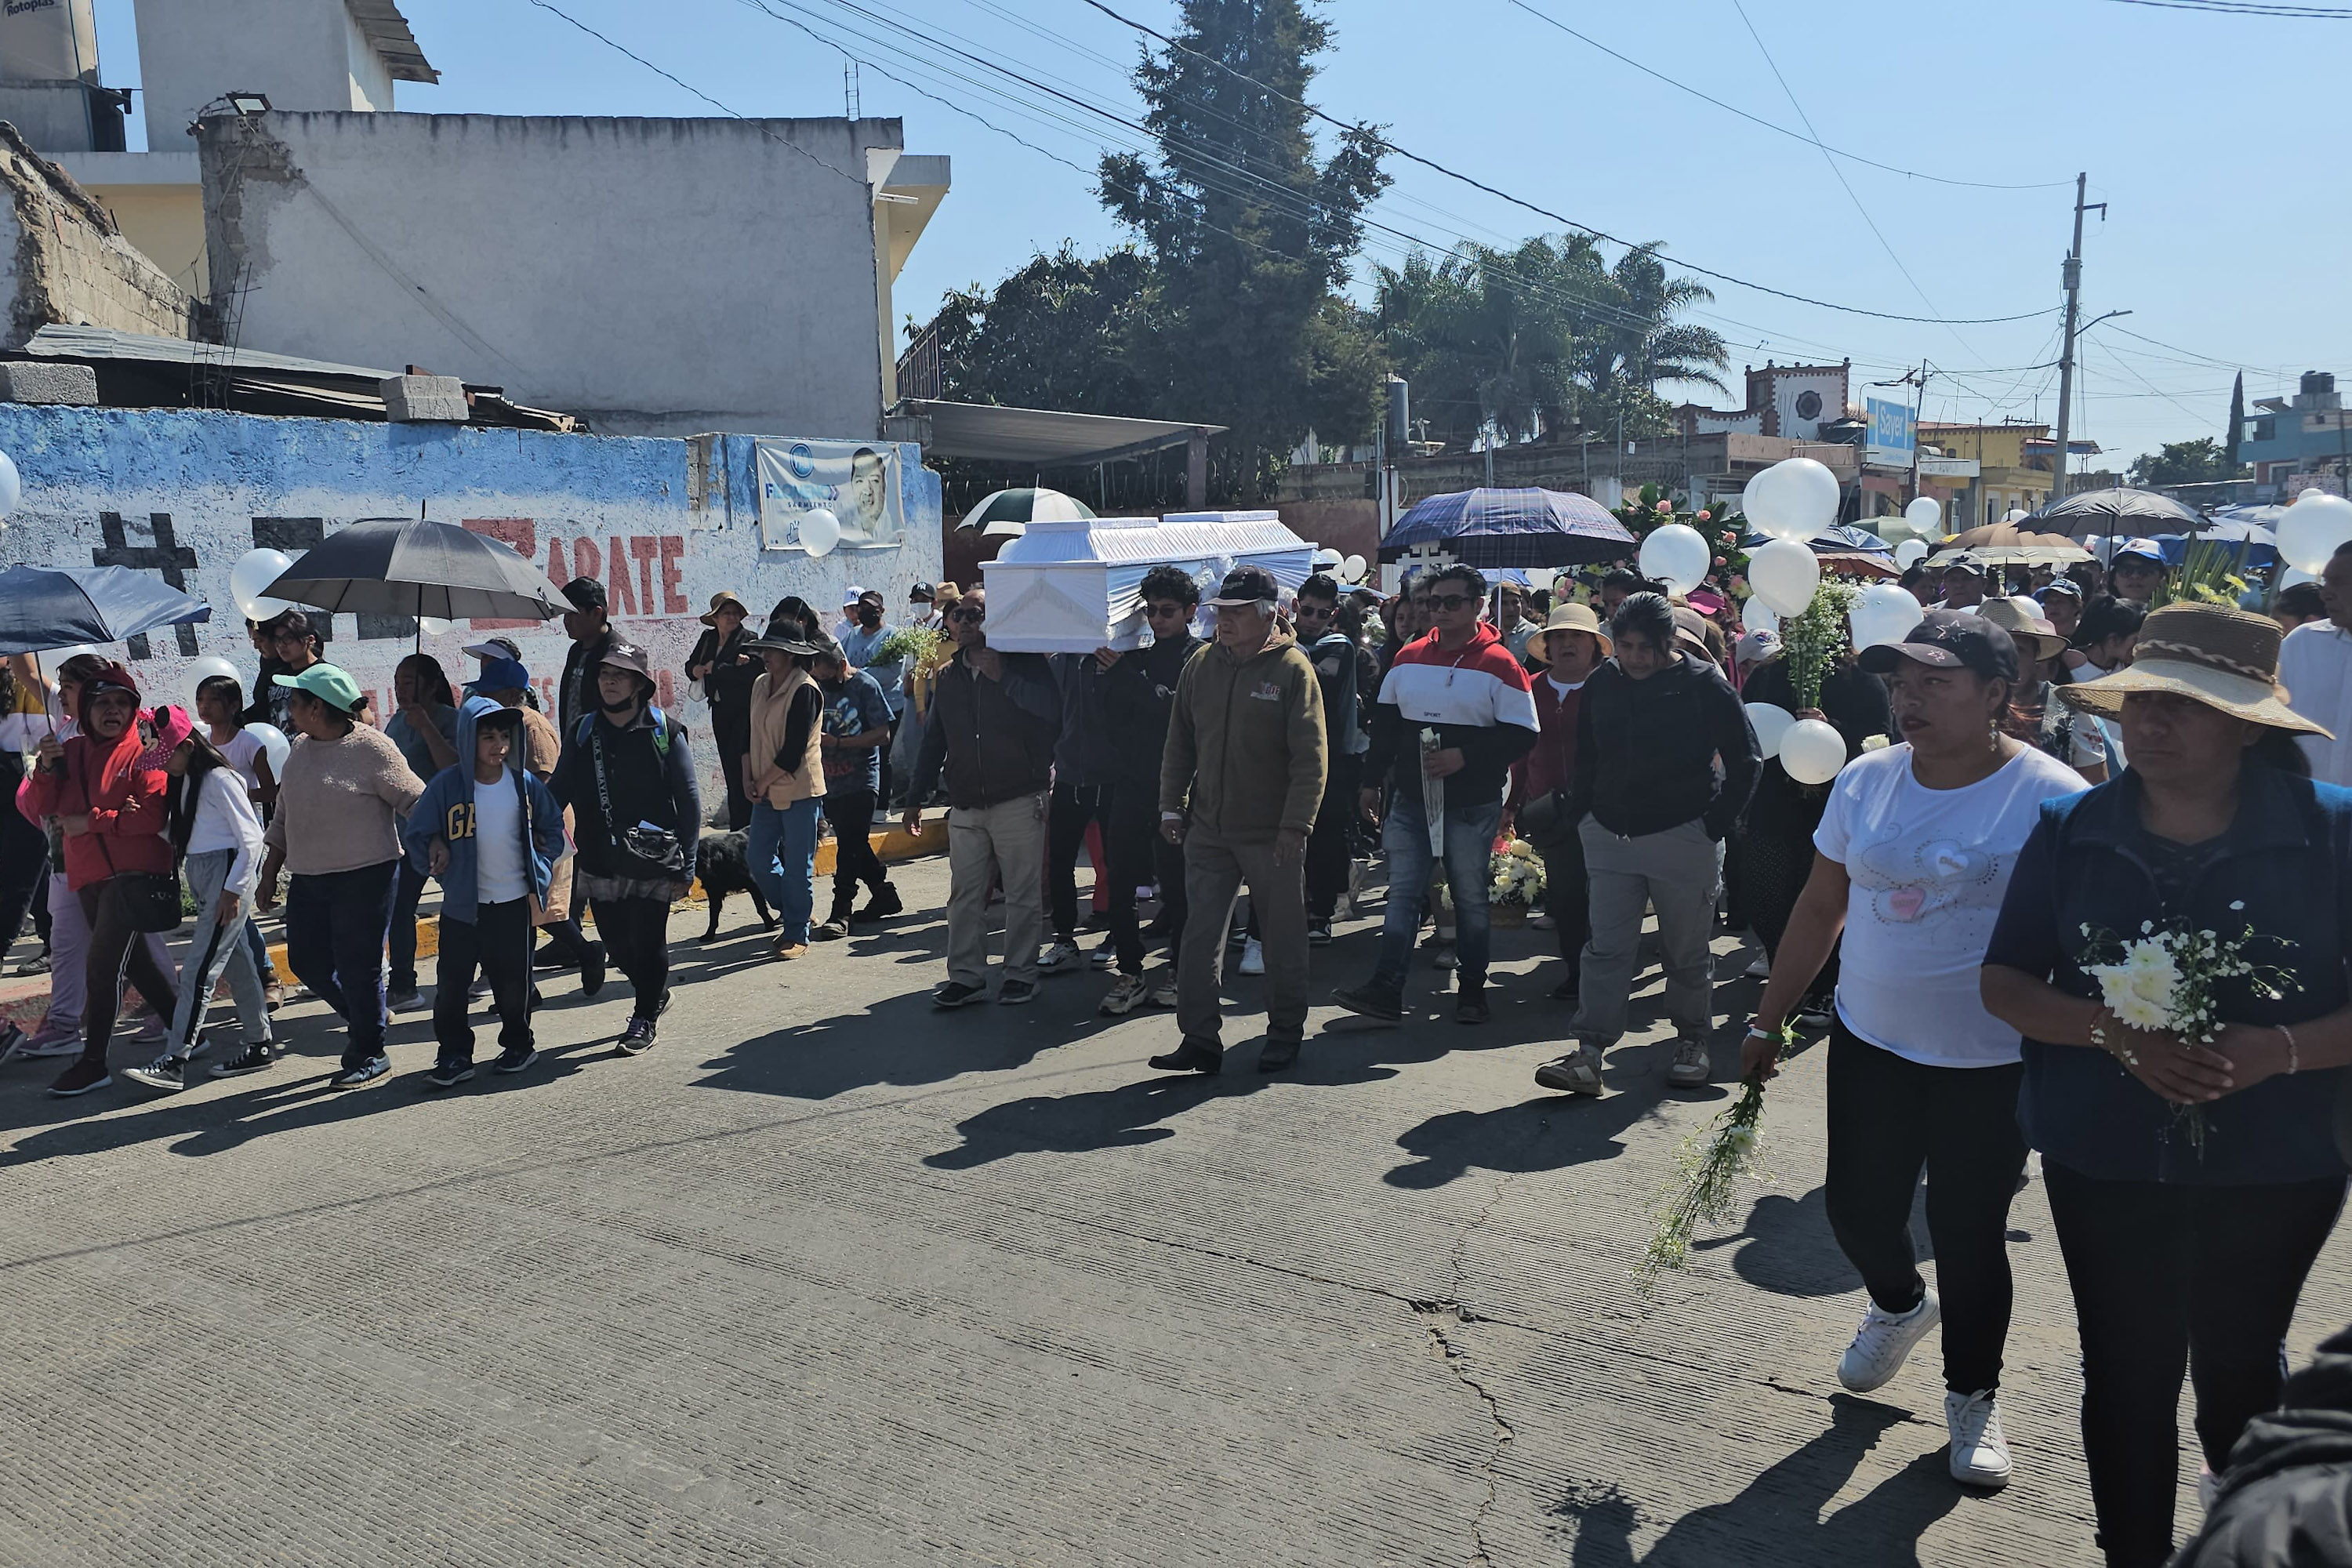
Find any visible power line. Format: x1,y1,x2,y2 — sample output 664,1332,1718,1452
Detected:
1495,0,2070,190
2102,0,2352,16
1058,0,2056,325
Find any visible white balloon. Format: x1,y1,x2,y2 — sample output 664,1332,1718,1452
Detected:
2277,493,2352,573
1742,593,1779,637
1894,539,1929,569
1780,717,1849,786
800,506,842,557
1747,536,1823,617
1849,583,1925,650
1904,495,1942,534
35,642,93,681
180,654,240,713
419,615,453,636
1746,457,1842,542
0,448,20,521
2282,567,2320,590
229,548,294,622
1638,522,1711,593
245,721,292,778
1744,702,1796,760
2003,509,2031,524
1341,553,1367,584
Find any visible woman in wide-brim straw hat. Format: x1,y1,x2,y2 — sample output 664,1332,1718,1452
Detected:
1982,602,2352,1566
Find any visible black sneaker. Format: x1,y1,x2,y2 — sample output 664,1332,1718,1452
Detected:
1456,985,1490,1025
1148,1039,1223,1074
423,1059,475,1091
121,1055,187,1093
329,1055,391,1091
658,988,673,1017
1332,984,1404,1025
933,981,985,1009
997,979,1037,1006
46,1058,111,1097
1256,1036,1301,1073
1306,920,1333,946
533,942,568,970
811,919,850,942
0,1021,24,1068
862,885,904,920
616,1018,657,1055
1548,977,1581,1003
581,942,608,999
492,1045,539,1075
209,1042,277,1078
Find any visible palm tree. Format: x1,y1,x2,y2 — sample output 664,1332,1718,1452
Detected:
1577,245,1730,437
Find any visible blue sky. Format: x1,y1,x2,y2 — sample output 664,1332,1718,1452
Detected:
92,0,2347,464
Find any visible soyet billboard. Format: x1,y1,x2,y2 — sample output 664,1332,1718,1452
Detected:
1864,396,1917,467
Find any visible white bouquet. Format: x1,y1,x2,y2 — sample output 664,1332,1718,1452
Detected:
1489,838,1546,908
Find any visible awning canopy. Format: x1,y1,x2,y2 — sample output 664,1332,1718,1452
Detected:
891,398,1224,466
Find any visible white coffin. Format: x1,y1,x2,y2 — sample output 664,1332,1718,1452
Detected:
981,512,1317,653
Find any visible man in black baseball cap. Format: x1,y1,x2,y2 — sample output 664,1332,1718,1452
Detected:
1857,607,2020,686
557,576,614,760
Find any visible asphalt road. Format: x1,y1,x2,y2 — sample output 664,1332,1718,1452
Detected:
4,855,2349,1566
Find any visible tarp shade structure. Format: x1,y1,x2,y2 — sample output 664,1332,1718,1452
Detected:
267,517,570,621
2028,486,2204,542
1380,487,1636,568
0,564,212,654
895,400,1225,466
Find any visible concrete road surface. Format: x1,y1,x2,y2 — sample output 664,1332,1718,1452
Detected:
3,855,2348,1566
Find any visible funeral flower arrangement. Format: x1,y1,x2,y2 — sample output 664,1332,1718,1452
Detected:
1490,839,1545,908
875,624,945,669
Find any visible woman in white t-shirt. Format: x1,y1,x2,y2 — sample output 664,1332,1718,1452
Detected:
1744,609,2089,1494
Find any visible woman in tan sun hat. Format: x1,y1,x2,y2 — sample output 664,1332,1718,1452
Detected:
685,590,760,828
1982,601,2352,1564
1980,597,2107,785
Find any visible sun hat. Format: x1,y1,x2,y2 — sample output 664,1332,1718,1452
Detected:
746,635,822,657
273,662,365,713
136,702,195,768
2057,602,2331,738
1205,564,1282,608
475,656,532,693
463,634,522,662
1977,597,2068,665
1525,602,1613,668
699,589,750,626
1670,604,1714,659
1858,608,2020,684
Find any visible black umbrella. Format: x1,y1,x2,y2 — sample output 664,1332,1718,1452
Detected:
266,517,570,621
0,564,212,654
2028,486,2204,541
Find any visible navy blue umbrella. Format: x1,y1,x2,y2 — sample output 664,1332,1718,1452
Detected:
1379,486,1637,568
0,564,212,655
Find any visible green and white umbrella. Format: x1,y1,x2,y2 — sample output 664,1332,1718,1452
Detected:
956,487,1096,538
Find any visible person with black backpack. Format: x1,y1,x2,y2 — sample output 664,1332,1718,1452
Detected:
548,640,699,1055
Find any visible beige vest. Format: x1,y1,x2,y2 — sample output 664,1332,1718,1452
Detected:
747,665,826,806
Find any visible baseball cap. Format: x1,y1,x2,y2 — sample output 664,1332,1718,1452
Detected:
2113,537,2166,566
273,662,365,713
841,585,865,607
1857,608,2020,683
563,576,607,612
909,583,935,603
2034,579,2084,602
463,634,523,662
475,656,532,693
1204,564,1281,607
596,640,654,682
1940,552,1987,577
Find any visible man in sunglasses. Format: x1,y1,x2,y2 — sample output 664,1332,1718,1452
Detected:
903,588,1061,1007
1291,573,1367,944
1336,563,1538,1027
1093,564,1203,1014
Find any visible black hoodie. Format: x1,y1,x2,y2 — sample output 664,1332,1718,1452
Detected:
2175,1323,2352,1567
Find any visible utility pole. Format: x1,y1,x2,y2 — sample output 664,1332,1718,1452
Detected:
2049,173,2105,509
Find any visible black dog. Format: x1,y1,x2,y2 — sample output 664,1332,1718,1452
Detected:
695,831,777,942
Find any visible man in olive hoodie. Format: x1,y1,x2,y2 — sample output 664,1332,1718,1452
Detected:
1153,565,1328,1073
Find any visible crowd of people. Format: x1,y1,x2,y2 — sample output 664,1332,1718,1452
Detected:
3,527,2352,1566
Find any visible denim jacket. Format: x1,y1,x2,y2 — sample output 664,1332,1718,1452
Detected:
1985,763,2352,1185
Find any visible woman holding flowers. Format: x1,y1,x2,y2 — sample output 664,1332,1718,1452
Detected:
1982,602,2351,1568
1744,610,2088,1492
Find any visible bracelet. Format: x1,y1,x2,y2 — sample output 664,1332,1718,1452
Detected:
2280,1023,2299,1076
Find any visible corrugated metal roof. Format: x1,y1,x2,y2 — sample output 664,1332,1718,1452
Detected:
22,324,396,379
345,0,439,84
894,398,1225,466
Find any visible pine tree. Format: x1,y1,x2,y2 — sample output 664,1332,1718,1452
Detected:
2225,371,2245,470
1099,0,1389,499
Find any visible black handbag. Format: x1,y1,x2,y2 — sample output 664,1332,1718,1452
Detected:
78,757,183,933
593,721,686,877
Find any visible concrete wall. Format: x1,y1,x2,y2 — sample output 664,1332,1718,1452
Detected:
134,0,394,152
0,122,203,345
0,404,943,803
199,111,901,443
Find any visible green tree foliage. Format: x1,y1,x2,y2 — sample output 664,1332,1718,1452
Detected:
2226,372,2245,468
2128,437,2243,488
1097,0,1390,498
920,245,1155,414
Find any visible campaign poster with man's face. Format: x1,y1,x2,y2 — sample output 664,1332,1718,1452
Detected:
755,439,904,552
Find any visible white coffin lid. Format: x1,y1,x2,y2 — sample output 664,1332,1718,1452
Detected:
991,513,1308,566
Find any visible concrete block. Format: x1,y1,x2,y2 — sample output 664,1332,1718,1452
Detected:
380,373,469,423
0,361,99,405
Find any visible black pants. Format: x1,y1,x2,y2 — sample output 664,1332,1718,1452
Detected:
877,716,900,809
1744,821,1840,996
0,800,47,953
1047,781,1109,941
1305,753,1362,921
433,897,535,1065
1823,1021,2027,1395
823,788,888,911
1105,781,1185,975
1534,824,1590,966
714,712,752,831
2044,1161,2347,1568
387,856,428,993
75,877,178,1065
590,896,670,1021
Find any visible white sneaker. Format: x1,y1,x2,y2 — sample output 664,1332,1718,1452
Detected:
1944,1388,2013,1488
1237,938,1265,977
1036,940,1080,974
1148,968,1179,1007
1098,973,1149,1016
1838,1290,1941,1393
1667,1036,1712,1087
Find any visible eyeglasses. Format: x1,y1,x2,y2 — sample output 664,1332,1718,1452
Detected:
1145,601,1189,618
949,607,985,623
1426,593,1476,611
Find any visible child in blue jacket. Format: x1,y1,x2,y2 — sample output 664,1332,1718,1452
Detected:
403,697,568,1087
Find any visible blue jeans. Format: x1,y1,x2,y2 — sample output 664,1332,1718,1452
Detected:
284,858,397,1069
1373,794,1502,990
748,797,822,945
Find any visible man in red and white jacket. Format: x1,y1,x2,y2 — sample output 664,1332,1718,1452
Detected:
1334,564,1538,1026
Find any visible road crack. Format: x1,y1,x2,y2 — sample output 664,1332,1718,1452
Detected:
1411,1171,1518,1567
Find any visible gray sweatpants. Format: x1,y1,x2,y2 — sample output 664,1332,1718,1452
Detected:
168,848,272,1054
946,792,1047,990
1570,815,1723,1050
1176,826,1308,1051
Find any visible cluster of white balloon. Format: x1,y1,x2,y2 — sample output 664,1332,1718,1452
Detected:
2276,488,2352,581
